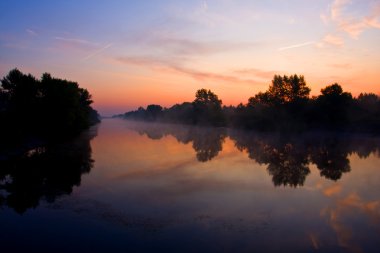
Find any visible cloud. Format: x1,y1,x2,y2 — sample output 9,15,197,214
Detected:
323,34,344,46
201,1,208,12
329,63,352,69
116,56,261,86
278,41,315,51
167,0,234,29
331,0,350,21
323,184,342,197
233,68,278,79
320,13,330,24
324,0,380,38
170,65,259,85
321,191,380,253
288,17,296,25
116,56,175,68
151,38,257,55
139,34,261,57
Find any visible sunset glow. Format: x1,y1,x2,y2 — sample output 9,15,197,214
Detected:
1,0,380,115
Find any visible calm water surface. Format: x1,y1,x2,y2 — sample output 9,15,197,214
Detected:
1,118,380,252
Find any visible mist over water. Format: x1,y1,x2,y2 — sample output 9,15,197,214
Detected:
1,118,380,252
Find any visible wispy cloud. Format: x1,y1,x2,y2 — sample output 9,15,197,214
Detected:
233,68,278,79
201,1,208,12
169,65,259,85
330,0,350,21
127,31,262,57
162,38,255,55
323,0,380,38
278,41,315,51
323,34,344,46
167,1,234,29
329,63,352,69
116,56,261,86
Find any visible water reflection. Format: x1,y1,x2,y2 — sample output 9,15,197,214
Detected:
127,122,227,162
0,126,97,214
1,119,379,252
127,121,380,187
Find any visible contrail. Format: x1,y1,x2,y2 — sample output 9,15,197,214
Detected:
83,43,113,60
26,29,37,36
278,41,315,51
55,36,92,45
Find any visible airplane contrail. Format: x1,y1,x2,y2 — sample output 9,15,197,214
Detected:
278,41,315,51
83,43,113,60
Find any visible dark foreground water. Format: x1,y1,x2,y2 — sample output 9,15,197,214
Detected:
1,119,380,253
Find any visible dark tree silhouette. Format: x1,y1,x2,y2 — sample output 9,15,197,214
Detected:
235,75,311,131
350,93,380,132
314,83,353,129
193,89,225,126
146,104,163,121
0,68,99,151
266,74,310,105
117,74,380,133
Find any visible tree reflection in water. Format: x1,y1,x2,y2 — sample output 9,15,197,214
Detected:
128,121,380,187
127,122,226,162
0,126,97,214
231,132,310,187
232,131,379,186
309,137,351,181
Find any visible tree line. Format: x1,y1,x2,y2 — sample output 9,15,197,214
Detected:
116,74,380,132
0,69,100,150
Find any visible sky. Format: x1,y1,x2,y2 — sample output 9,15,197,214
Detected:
0,0,380,116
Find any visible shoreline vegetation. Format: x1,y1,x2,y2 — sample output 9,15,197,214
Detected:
115,74,380,133
0,69,100,155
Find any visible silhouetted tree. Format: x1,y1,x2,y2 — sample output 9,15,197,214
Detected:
314,83,353,129
240,75,311,131
193,89,225,126
161,102,195,124
117,74,380,133
146,104,163,121
259,74,310,105
0,68,99,150
350,93,380,132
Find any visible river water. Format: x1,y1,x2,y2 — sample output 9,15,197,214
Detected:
1,118,380,252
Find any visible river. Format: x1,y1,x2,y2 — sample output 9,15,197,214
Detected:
1,118,379,252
